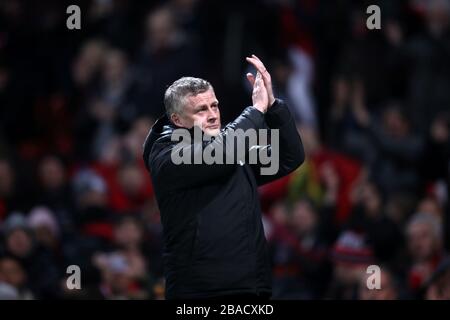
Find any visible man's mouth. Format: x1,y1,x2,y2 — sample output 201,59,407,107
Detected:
206,125,219,130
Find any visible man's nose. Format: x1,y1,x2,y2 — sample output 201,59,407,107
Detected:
207,108,217,122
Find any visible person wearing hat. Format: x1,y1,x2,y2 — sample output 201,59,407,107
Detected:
0,255,34,299
326,230,376,300
0,212,61,298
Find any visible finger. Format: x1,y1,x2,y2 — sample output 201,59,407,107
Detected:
250,55,268,74
253,72,263,92
247,57,272,97
252,54,269,76
246,57,264,72
251,55,273,85
246,57,266,75
255,71,263,85
252,54,264,65
246,73,255,87
248,57,271,84
251,54,263,65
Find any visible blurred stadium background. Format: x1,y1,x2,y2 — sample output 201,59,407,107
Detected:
0,0,449,299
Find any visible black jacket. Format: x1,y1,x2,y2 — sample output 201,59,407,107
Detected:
143,99,304,299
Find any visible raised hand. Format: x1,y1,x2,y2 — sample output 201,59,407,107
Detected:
246,54,275,107
246,70,269,113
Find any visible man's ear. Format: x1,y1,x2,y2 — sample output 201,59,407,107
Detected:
171,113,182,127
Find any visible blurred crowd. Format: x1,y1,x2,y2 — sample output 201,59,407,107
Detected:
0,0,449,300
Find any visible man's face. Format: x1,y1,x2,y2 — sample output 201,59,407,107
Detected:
0,258,27,288
407,222,437,261
358,271,398,300
6,229,33,258
173,88,221,137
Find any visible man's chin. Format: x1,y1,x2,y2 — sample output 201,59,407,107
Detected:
204,128,221,137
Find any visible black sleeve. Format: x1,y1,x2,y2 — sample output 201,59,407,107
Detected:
251,99,305,186
151,106,266,190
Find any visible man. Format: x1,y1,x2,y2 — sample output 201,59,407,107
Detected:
425,256,450,300
142,55,304,299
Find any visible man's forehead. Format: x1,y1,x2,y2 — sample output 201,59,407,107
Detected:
186,88,217,106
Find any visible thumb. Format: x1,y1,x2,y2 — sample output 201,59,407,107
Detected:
246,73,255,87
